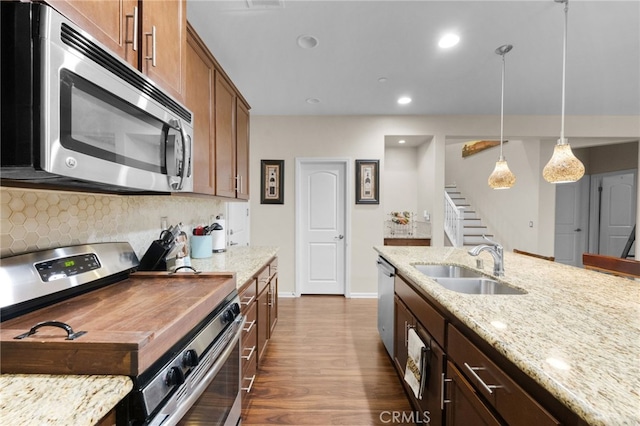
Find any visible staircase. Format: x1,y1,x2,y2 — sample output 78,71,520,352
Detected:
445,185,494,247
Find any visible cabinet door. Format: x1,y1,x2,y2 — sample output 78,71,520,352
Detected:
446,361,502,426
393,296,415,375
141,0,186,101
415,324,445,426
236,100,250,200
215,72,237,198
47,0,138,68
256,287,269,363
185,26,215,195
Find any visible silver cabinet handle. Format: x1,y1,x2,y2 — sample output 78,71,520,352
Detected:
229,241,239,246
125,6,138,51
243,320,256,332
145,25,157,67
240,295,255,306
242,375,256,393
241,345,256,361
440,373,452,410
463,362,502,394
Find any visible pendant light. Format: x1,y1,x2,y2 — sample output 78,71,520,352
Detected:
542,0,585,183
488,44,516,189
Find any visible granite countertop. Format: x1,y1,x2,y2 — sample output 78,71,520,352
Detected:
375,245,640,426
0,375,132,425
190,245,279,287
0,246,278,425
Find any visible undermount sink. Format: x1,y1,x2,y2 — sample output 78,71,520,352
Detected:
432,277,527,295
413,264,527,295
414,264,484,279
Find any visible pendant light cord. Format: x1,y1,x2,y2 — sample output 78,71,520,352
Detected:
500,52,505,159
560,0,568,143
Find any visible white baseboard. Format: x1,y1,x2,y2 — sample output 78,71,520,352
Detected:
275,292,378,298
348,292,378,299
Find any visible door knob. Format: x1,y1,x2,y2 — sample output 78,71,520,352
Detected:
335,235,344,240
574,228,582,232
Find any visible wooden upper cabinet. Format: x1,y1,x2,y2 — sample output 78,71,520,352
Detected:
236,100,250,200
185,26,215,195
45,0,139,69
215,72,237,198
140,0,186,102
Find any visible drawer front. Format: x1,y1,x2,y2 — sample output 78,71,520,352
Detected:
242,312,258,376
395,274,446,347
448,325,560,426
242,302,257,358
257,265,270,294
239,278,257,314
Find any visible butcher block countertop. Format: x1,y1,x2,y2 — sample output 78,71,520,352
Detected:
375,246,640,426
0,245,278,425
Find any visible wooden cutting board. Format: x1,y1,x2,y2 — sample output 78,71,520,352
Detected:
0,272,236,376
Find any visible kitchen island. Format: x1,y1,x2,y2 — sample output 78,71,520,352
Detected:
0,245,278,425
376,245,639,426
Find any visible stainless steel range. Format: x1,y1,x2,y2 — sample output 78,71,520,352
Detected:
0,242,242,426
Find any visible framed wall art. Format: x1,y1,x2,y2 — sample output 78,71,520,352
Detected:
261,160,284,204
355,159,379,204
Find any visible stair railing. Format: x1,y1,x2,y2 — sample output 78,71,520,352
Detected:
444,191,465,247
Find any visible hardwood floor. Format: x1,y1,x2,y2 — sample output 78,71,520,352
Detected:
242,296,414,425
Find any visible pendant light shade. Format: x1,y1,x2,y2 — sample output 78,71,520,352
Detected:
543,0,585,184
488,44,516,189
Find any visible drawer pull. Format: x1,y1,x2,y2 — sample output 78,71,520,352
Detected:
464,362,502,394
440,373,452,410
243,320,256,332
242,345,256,361
241,295,255,306
242,375,256,393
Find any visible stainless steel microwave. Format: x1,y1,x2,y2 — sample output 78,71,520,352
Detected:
1,2,193,193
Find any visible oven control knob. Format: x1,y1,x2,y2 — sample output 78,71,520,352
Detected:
165,366,185,387
182,349,199,367
222,309,234,324
230,302,241,316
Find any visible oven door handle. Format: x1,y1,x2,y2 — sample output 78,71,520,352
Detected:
149,319,243,426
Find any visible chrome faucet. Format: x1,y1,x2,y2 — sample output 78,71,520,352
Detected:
468,236,504,277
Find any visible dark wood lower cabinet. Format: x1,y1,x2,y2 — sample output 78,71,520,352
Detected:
391,271,566,426
394,296,444,426
445,362,502,426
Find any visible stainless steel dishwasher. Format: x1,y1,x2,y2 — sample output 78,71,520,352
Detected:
377,256,395,357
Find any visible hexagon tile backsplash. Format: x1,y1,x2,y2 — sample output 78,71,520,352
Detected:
1,187,225,258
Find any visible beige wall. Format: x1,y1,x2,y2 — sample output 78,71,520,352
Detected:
249,114,639,296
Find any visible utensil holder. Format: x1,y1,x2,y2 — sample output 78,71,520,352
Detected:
190,235,212,259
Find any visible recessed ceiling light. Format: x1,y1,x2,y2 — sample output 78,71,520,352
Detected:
438,33,460,48
306,98,320,104
297,35,319,49
398,140,406,144
378,77,388,83
397,97,412,105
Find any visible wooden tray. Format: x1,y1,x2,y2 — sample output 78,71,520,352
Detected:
1,272,236,376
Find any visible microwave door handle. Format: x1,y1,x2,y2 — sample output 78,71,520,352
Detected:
169,118,190,190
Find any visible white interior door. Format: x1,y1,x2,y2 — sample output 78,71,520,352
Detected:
226,202,250,247
597,171,637,256
296,160,347,295
554,179,589,266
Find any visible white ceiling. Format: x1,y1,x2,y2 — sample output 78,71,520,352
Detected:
187,1,640,117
